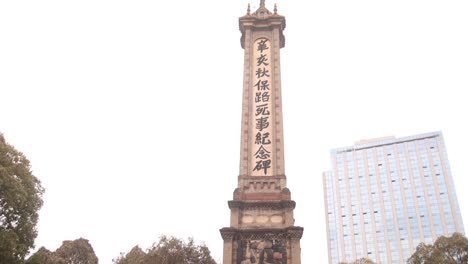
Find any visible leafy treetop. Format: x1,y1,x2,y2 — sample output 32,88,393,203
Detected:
0,133,44,264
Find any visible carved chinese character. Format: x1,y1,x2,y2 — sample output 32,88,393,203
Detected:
255,104,270,116
255,67,270,78
253,159,271,175
257,39,269,53
254,145,271,159
254,80,270,91
255,132,271,145
255,92,270,103
256,54,269,66
255,116,269,131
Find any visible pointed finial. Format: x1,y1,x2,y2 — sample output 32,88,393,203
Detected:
247,3,251,15
260,0,265,7
274,3,277,14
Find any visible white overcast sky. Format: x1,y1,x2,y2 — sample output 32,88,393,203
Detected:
1,1,467,263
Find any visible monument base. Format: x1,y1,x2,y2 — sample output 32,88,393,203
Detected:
220,226,303,264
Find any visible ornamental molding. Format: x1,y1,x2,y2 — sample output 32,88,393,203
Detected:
238,1,286,49
286,226,304,239
220,227,237,241
228,200,296,210
219,227,304,241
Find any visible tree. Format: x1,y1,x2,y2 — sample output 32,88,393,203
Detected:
26,238,98,264
54,238,99,264
0,133,44,264
113,236,217,264
113,246,145,264
339,257,376,264
407,232,468,264
25,247,62,264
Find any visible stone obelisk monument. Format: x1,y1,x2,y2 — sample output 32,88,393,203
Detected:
220,1,303,263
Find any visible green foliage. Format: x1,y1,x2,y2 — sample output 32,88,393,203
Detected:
113,236,217,264
407,232,468,264
113,246,145,264
54,238,99,264
26,238,98,264
25,247,62,264
0,133,44,264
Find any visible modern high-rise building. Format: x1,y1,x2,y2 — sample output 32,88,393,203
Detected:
323,131,465,264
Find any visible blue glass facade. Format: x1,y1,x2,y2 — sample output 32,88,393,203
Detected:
323,132,465,264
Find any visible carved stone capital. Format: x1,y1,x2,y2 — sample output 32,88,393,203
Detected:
287,226,304,239
219,227,237,241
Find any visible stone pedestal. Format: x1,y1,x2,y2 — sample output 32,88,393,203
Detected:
220,200,303,264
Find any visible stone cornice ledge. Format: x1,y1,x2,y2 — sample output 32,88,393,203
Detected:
228,200,296,210
220,226,304,241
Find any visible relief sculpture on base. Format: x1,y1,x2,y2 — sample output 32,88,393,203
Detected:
238,239,287,264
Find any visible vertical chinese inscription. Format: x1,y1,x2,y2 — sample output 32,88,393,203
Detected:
251,38,273,176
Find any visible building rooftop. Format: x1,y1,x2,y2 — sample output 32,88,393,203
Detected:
331,131,443,154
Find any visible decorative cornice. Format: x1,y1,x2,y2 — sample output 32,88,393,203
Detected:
239,10,285,29
228,200,296,210
287,226,304,239
220,227,237,241
238,175,287,180
239,1,286,49
220,227,304,241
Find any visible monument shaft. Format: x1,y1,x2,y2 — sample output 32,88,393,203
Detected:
220,2,303,264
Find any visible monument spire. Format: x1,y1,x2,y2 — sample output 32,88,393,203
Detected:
220,2,303,264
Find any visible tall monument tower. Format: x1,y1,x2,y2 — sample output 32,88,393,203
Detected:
220,1,303,263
